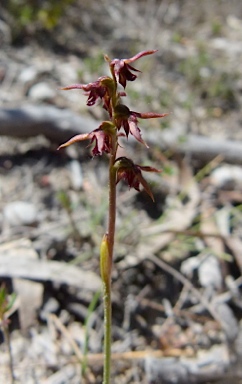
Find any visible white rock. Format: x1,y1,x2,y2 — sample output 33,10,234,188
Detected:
210,165,242,188
227,15,242,31
211,37,242,54
69,159,83,190
29,82,56,101
19,66,38,84
58,62,78,83
181,255,201,278
213,301,239,342
198,254,222,290
3,201,38,226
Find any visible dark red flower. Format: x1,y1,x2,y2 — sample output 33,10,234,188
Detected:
114,157,161,201
61,76,115,113
110,50,158,88
114,104,168,147
57,121,116,156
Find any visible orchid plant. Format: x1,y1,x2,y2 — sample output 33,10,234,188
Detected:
58,50,167,384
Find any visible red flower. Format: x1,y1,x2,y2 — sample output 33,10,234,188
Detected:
57,121,116,156
61,76,115,113
110,50,158,88
114,157,161,201
114,104,168,147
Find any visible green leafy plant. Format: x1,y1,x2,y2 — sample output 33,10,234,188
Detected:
179,46,238,112
0,284,17,384
3,0,75,36
58,50,168,383
179,48,211,87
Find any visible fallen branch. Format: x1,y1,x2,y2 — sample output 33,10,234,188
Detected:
1,106,242,164
150,129,242,165
0,238,101,291
0,105,96,143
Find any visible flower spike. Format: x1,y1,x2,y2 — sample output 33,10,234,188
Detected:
58,50,168,384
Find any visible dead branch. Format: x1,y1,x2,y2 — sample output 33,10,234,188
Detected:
0,238,101,291
0,105,96,143
1,106,242,164
147,129,242,165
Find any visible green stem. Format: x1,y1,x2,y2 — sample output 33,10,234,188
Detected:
102,155,117,384
102,62,118,383
102,270,112,384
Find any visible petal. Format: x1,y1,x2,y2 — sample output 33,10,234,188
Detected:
126,64,141,73
123,120,130,137
60,84,86,91
139,165,162,173
86,88,105,106
91,130,107,156
128,116,149,147
118,73,127,88
125,50,158,64
137,173,154,201
122,65,138,81
91,122,115,155
137,112,169,119
57,133,92,149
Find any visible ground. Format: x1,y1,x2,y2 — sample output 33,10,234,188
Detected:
0,1,242,383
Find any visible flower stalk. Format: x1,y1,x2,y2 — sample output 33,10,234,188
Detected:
58,50,168,383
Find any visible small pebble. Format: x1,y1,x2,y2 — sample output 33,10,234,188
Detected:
3,201,38,226
28,82,56,101
69,160,83,190
19,66,38,84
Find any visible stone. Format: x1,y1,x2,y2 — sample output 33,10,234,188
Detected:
29,82,56,101
3,201,38,226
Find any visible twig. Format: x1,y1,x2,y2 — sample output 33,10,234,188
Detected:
49,314,83,362
147,253,224,327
